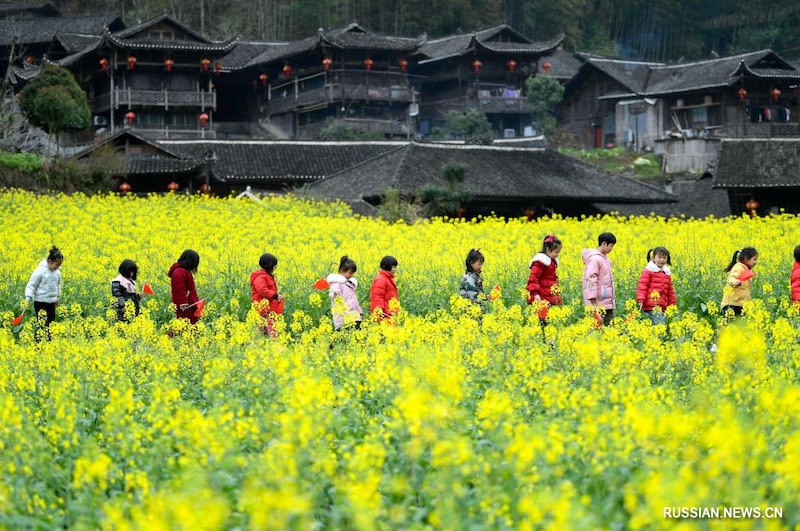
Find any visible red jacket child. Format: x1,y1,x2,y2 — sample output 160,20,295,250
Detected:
169,262,200,324
636,262,677,311
791,261,800,304
527,253,562,305
250,269,282,317
370,269,398,320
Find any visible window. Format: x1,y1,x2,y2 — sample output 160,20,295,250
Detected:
166,113,195,128
692,107,708,124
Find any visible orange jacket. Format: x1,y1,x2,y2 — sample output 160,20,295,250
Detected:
369,270,398,319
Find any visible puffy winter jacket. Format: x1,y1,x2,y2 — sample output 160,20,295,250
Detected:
635,262,676,311
327,273,362,329
527,253,562,305
168,263,199,324
791,262,800,304
250,269,282,317
721,262,753,308
582,248,615,309
370,270,398,319
459,271,484,303
111,274,141,320
25,259,62,303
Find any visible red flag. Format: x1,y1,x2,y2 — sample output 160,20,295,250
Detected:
194,299,206,317
594,312,603,329
143,282,154,295
12,310,25,326
738,270,755,282
313,278,330,290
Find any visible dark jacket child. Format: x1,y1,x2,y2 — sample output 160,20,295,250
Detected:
112,259,141,321
168,249,201,324
459,249,485,304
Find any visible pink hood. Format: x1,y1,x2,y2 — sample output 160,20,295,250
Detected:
582,248,615,309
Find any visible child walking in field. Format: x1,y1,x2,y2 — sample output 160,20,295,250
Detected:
635,247,676,324
582,232,616,326
251,253,284,335
721,246,758,317
168,249,201,324
527,235,563,311
24,246,64,339
370,256,399,321
459,249,485,305
112,259,141,321
791,245,800,306
327,256,362,330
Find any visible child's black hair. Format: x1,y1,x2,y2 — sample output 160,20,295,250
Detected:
647,246,672,265
48,246,63,263
380,256,398,271
598,232,617,246
465,248,484,272
339,255,357,273
724,246,758,272
794,245,800,263
119,259,138,280
259,253,278,273
540,234,562,254
177,249,200,272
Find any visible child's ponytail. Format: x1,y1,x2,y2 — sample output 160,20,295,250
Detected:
339,255,357,273
48,246,63,262
724,250,740,272
540,234,562,254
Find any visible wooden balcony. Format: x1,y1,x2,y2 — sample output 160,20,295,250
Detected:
268,70,418,115
423,94,528,114
297,117,411,139
93,89,216,113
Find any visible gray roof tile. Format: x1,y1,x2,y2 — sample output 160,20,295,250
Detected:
714,139,800,188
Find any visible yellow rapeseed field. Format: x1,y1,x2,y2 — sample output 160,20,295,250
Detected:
0,190,798,529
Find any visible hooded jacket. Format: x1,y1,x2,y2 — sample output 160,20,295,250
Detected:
792,262,800,304
582,248,615,309
250,269,282,316
527,253,562,305
635,262,676,311
370,269,398,319
25,259,62,303
721,262,753,308
168,263,199,323
327,273,362,329
111,274,140,320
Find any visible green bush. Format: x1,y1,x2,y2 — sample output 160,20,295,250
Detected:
0,151,43,173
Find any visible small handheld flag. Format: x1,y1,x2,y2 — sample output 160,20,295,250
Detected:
738,270,755,282
313,279,330,290
188,298,206,317
142,282,154,295
12,309,25,326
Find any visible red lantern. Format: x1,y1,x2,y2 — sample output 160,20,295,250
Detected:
164,58,174,72
399,58,409,73
282,64,292,77
472,59,482,74
507,59,517,72
199,183,211,194
25,55,35,64
259,73,268,86
771,88,781,103
215,62,223,74
199,112,209,127
738,86,747,102
542,60,551,73
99,57,108,71
125,111,136,125
746,198,760,213
364,58,374,71
167,181,180,192
118,182,131,194
322,57,332,72
127,55,137,70
201,58,211,71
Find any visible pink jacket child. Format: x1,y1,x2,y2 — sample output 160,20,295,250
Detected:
328,256,363,330
582,233,617,324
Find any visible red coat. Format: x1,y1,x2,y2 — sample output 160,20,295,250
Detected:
168,263,199,324
250,269,282,316
370,270,398,319
636,262,676,311
527,253,562,305
791,262,800,303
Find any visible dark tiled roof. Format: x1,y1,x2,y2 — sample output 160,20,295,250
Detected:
308,142,675,203
0,2,59,17
125,154,202,174
106,29,238,52
324,23,421,51
419,25,562,63
218,41,284,70
539,48,582,80
157,140,406,180
55,33,101,52
594,176,730,218
0,13,120,46
578,56,663,94
9,63,41,82
113,14,209,42
713,139,800,188
243,36,318,67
